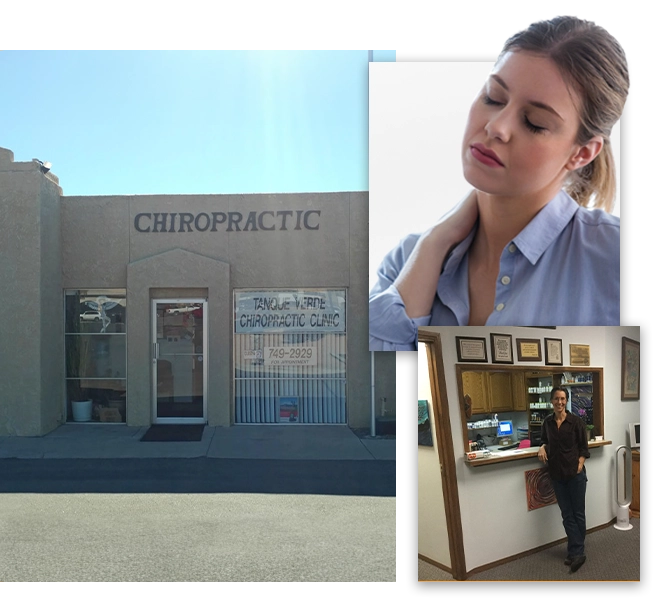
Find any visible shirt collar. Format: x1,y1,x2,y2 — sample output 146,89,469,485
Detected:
513,190,579,265
548,410,577,423
441,190,579,273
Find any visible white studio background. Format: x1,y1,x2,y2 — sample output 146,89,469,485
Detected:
369,62,621,294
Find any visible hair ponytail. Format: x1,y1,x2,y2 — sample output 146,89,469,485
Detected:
502,16,628,213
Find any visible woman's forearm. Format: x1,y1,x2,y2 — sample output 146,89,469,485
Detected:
393,232,455,318
394,190,479,318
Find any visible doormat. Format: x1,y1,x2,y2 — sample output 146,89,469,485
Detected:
140,424,205,442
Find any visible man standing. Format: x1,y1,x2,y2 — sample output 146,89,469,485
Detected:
537,386,590,573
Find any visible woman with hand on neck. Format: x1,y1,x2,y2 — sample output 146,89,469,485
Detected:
369,16,628,350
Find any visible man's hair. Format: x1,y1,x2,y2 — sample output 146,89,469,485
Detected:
501,16,629,212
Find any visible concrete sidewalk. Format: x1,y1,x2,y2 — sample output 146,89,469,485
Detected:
0,424,395,461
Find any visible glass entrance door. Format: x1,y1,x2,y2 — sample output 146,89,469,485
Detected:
152,299,207,423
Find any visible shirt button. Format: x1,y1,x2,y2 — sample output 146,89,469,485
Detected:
508,244,516,253
496,303,505,311
501,276,511,285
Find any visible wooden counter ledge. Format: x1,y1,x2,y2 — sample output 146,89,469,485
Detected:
465,440,612,467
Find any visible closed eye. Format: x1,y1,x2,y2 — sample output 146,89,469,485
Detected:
483,94,546,133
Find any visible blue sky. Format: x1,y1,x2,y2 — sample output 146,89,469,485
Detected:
0,50,394,196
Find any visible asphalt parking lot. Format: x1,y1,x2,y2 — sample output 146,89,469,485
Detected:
0,425,396,581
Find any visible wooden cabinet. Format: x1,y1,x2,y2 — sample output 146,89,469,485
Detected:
512,372,527,412
489,372,514,412
461,371,522,414
631,450,640,517
462,371,489,414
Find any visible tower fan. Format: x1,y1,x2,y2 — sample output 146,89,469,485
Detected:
613,445,633,531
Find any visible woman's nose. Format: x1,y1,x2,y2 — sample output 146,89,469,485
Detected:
485,108,513,143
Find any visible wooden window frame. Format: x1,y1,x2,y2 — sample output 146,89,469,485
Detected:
456,364,604,456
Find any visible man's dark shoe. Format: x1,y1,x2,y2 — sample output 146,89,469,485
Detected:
570,555,586,572
564,556,575,566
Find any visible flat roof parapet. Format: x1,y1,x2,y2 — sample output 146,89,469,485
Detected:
0,147,15,166
0,146,60,185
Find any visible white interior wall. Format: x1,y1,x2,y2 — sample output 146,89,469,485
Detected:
417,344,451,567
425,325,640,572
603,327,641,506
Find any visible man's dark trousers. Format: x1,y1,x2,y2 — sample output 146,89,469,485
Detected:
552,468,588,558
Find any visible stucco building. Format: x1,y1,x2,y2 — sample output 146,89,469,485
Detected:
0,147,395,436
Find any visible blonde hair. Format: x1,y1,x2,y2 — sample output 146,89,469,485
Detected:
501,16,629,212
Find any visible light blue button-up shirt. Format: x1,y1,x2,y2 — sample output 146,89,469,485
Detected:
369,191,619,350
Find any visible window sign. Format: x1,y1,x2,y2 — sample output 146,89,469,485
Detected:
234,288,347,424
235,290,346,334
278,397,300,423
264,346,317,367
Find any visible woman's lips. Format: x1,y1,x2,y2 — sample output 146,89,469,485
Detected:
470,143,504,168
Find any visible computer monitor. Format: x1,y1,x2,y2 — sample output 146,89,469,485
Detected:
629,423,640,448
497,420,514,438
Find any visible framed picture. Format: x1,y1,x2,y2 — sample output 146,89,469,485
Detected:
490,333,514,364
418,400,433,446
516,338,542,362
621,337,640,400
456,337,488,363
544,338,563,366
278,396,300,423
569,344,590,366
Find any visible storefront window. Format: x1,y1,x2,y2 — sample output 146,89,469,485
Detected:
65,289,127,422
233,289,347,423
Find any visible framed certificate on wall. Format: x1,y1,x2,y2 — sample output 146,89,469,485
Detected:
516,338,542,362
544,338,563,366
570,344,590,366
456,337,488,363
490,333,514,364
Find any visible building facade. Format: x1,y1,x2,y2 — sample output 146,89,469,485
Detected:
0,147,395,436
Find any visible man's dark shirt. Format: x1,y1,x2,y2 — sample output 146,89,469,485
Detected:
540,411,590,481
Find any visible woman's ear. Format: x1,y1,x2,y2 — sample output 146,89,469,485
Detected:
566,136,604,171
